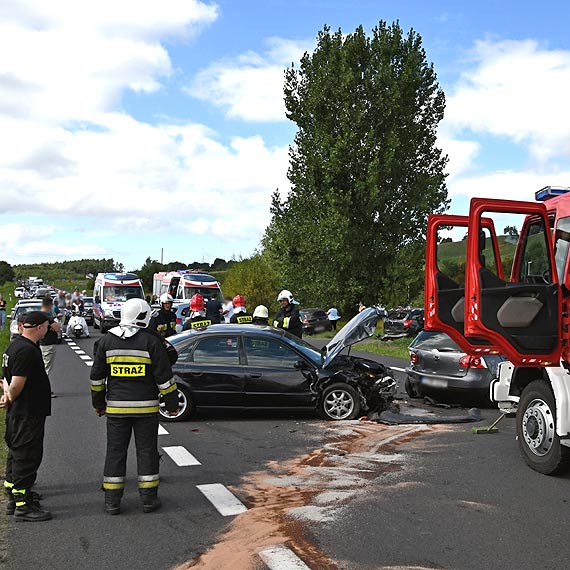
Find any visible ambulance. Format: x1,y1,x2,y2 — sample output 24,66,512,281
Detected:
93,272,145,333
152,271,222,305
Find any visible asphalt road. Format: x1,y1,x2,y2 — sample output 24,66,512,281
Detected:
4,330,570,570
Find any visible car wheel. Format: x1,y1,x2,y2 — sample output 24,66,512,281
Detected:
158,386,194,422
318,383,361,421
405,377,423,399
516,380,570,475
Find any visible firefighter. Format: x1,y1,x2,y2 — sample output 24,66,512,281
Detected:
149,293,177,340
273,289,302,338
252,305,269,326
182,294,212,331
90,298,179,515
230,295,253,324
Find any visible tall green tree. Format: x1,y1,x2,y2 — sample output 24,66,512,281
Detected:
264,21,448,313
0,261,15,285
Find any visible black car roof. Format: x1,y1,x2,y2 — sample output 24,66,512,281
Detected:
170,324,287,340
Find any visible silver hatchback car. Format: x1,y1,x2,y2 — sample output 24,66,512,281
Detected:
405,330,505,405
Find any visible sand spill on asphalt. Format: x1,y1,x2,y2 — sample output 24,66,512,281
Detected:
175,422,434,570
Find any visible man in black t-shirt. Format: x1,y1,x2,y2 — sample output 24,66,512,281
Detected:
1,311,53,521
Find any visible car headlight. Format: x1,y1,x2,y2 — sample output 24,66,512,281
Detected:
104,309,114,317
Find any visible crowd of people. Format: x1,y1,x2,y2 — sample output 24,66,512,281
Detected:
0,284,313,521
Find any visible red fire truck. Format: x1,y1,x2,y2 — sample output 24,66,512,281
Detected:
425,186,570,474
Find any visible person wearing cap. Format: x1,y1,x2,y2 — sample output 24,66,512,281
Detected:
230,295,253,324
1,311,53,521
252,305,269,326
273,289,303,338
90,299,179,515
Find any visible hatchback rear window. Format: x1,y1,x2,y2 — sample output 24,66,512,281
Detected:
409,331,461,352
387,311,407,320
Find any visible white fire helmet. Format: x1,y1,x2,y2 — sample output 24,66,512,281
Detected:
160,293,174,305
277,289,298,304
120,298,151,328
253,305,269,319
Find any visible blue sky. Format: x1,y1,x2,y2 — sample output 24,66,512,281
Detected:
1,0,570,269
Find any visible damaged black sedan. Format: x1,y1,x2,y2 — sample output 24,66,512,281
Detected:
162,307,395,421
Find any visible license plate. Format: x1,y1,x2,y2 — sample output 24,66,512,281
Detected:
315,326,324,332
421,377,448,389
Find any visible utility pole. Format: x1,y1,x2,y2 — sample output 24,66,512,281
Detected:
160,248,163,264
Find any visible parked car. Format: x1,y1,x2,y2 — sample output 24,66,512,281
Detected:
405,330,505,405
14,287,25,298
83,296,95,325
300,308,332,335
383,308,424,338
162,307,396,422
34,287,52,299
10,300,43,339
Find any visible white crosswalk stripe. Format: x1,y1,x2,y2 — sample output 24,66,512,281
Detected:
162,446,201,466
196,484,247,516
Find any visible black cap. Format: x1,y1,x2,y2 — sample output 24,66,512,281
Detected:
22,311,49,328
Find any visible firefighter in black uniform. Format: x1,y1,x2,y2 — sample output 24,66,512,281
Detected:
90,299,179,515
229,295,253,324
182,294,212,331
273,289,303,338
149,293,177,340
1,311,52,521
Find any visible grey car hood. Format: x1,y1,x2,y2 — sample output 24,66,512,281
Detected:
323,306,381,368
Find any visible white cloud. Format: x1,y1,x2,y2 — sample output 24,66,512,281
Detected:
186,37,314,121
444,39,570,161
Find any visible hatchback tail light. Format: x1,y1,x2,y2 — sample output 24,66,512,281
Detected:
459,355,487,369
303,318,309,325
410,351,418,364
403,319,412,329
176,317,182,325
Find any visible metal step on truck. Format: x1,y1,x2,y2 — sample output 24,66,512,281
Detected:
425,186,570,475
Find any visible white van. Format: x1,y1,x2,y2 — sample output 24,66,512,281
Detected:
93,272,144,333
152,271,222,305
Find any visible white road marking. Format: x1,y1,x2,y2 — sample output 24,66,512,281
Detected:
391,366,406,372
258,545,311,569
75,350,86,355
196,484,247,516
158,424,169,436
79,355,91,360
85,362,93,367
162,446,201,466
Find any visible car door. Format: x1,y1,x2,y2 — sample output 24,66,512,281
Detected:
176,334,245,407
242,335,314,408
425,213,503,354
465,198,561,366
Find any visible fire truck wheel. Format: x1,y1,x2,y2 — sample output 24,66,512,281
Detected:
516,380,570,475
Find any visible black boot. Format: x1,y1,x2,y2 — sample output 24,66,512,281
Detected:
104,490,122,515
140,488,161,513
4,483,15,516
13,491,51,522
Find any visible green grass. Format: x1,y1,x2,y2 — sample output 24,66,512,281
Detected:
310,319,412,360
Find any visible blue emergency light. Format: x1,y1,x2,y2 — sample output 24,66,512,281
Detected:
535,186,570,201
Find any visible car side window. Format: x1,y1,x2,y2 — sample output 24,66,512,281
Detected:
244,337,300,368
192,336,240,365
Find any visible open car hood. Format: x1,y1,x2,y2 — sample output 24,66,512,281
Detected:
323,306,381,368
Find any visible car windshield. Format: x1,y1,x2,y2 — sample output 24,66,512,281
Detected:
184,287,220,300
15,304,42,316
102,286,143,302
409,331,461,352
281,333,323,365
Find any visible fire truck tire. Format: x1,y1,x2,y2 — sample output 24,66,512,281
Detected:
516,380,570,475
